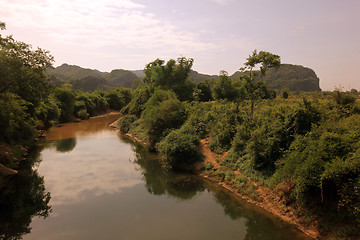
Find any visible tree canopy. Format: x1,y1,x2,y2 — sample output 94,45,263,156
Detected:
143,57,195,101
239,50,281,114
0,22,54,107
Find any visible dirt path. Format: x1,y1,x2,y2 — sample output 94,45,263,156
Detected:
198,138,320,239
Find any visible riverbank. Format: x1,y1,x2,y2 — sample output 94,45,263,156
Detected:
110,118,320,239
0,143,25,177
198,139,320,239
0,111,121,178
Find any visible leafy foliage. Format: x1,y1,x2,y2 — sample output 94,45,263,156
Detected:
52,87,76,122
194,81,213,102
209,102,242,153
143,57,195,101
157,124,201,170
118,115,138,133
142,90,187,148
232,64,321,92
121,84,153,117
0,24,53,108
0,93,35,143
212,71,238,101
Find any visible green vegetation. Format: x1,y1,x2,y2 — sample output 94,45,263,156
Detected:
157,125,201,170
1,19,359,238
48,61,322,93
0,22,132,173
231,63,321,92
117,53,360,238
48,64,140,90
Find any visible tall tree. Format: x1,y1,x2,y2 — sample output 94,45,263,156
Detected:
0,21,54,108
239,50,281,114
212,70,238,101
143,57,194,101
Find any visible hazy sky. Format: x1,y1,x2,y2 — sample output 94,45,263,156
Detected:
1,0,359,90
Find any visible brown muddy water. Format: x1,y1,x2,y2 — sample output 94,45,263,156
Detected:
12,113,310,240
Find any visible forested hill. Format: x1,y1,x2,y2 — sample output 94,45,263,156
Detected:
49,63,321,92
188,70,218,82
181,64,321,91
231,64,321,91
47,64,140,91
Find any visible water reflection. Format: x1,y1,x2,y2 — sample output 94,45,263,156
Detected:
0,147,51,240
36,113,142,206
208,184,307,240
124,137,206,200
45,113,120,141
54,138,77,152
127,139,308,240
20,114,309,240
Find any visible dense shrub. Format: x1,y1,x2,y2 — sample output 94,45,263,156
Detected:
122,84,152,117
118,115,138,133
271,114,360,226
209,102,242,153
35,97,60,127
157,125,201,169
104,89,126,110
195,82,212,102
212,73,238,101
142,90,187,147
52,87,76,123
0,93,35,143
222,100,321,180
76,109,89,120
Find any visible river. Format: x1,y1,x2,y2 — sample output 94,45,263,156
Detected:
4,113,309,240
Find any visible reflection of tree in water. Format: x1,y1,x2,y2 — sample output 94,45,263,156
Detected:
0,146,52,240
41,138,77,153
121,135,306,240
120,136,205,200
206,183,307,240
55,138,77,152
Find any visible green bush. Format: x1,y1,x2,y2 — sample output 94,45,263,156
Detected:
35,97,60,127
157,127,201,170
52,87,75,122
271,114,360,227
209,102,242,153
104,90,125,110
122,84,153,117
0,93,35,143
212,73,238,101
142,93,187,147
76,109,89,120
118,115,138,133
202,161,214,171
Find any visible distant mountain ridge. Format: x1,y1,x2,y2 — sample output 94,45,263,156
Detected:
48,64,141,91
48,63,321,92
230,64,321,91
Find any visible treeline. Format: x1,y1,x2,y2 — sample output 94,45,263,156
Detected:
117,53,360,237
49,62,322,92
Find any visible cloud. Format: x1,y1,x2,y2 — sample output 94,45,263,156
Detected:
0,0,217,70
209,0,231,5
40,132,143,206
